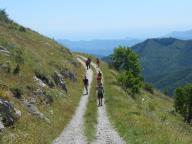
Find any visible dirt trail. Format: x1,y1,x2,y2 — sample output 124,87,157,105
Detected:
53,57,93,144
79,55,126,144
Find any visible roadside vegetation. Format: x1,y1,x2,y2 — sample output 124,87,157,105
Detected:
80,50,192,143
83,64,97,143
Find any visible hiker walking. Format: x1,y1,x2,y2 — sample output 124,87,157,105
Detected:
83,75,89,94
96,83,104,106
88,57,91,69
96,58,100,67
96,71,102,85
85,60,89,70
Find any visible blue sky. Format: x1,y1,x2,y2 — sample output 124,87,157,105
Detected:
0,0,192,40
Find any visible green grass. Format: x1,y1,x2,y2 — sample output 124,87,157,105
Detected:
101,62,192,144
0,18,85,144
83,62,97,143
79,53,192,144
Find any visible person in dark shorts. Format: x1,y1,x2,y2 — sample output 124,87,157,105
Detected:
83,76,89,94
96,83,104,106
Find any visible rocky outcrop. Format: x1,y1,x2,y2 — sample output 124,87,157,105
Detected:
61,70,77,83
52,71,68,93
0,118,4,130
0,45,9,55
22,100,50,123
34,89,53,105
35,71,55,88
0,99,20,128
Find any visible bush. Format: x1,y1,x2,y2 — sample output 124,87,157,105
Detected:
10,87,23,99
117,71,142,96
13,64,20,74
143,83,154,94
174,84,192,123
111,46,143,96
18,26,26,32
0,9,10,23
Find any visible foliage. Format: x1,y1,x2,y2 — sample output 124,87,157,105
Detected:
13,64,20,74
174,84,192,123
101,60,192,144
112,46,141,76
132,38,192,95
117,71,142,96
0,9,10,23
111,46,142,95
143,83,154,94
10,86,23,99
18,26,26,32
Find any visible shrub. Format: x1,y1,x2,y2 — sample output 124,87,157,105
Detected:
174,84,192,123
13,64,20,74
0,9,10,23
10,87,23,99
18,26,26,32
143,83,154,94
117,71,142,96
0,90,10,100
111,46,143,96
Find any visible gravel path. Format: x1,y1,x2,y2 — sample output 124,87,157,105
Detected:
79,56,126,144
53,57,93,144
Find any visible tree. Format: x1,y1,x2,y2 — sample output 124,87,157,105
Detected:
174,84,192,123
0,9,9,23
117,71,142,96
111,46,142,95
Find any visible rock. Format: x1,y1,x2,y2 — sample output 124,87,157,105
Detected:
0,99,17,127
61,70,77,83
22,100,50,123
0,118,4,131
0,63,11,73
14,108,21,118
33,76,47,87
34,89,53,105
0,45,9,55
52,71,68,93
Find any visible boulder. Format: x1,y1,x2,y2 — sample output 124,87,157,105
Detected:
0,99,18,127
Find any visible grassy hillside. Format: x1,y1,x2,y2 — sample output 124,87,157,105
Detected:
0,11,84,144
132,38,192,95
85,54,192,144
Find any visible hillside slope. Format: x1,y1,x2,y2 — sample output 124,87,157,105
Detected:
132,38,192,95
83,54,192,144
0,11,84,144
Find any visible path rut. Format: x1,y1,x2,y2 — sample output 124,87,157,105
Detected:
79,56,126,144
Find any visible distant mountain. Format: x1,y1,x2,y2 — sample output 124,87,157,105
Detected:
57,39,142,57
132,38,192,95
166,29,192,40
